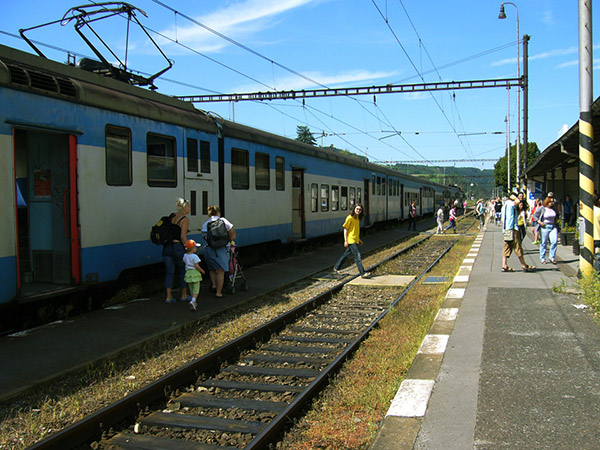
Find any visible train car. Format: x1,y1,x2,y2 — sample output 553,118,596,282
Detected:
0,44,462,307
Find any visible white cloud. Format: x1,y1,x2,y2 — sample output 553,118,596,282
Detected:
235,69,399,92
159,0,318,53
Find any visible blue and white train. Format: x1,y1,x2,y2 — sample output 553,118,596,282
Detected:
0,44,462,306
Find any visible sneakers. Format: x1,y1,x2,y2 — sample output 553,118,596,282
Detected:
334,268,343,274
361,272,372,279
165,298,176,304
180,296,192,302
189,299,197,312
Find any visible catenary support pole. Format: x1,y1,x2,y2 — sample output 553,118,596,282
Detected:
578,0,595,275
522,35,530,189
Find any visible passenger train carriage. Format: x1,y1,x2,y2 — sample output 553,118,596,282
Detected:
0,44,462,306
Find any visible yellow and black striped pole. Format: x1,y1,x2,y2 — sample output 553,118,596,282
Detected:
578,0,595,276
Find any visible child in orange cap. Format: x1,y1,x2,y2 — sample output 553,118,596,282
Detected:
183,240,205,311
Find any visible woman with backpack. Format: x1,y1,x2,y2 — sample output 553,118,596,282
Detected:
201,206,236,297
164,198,191,303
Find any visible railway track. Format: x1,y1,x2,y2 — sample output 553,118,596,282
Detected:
27,221,475,450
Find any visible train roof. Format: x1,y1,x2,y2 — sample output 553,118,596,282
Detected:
0,44,460,193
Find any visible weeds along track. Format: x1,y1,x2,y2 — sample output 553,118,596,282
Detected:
26,225,473,450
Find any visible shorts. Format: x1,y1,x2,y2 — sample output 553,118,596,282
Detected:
502,231,523,258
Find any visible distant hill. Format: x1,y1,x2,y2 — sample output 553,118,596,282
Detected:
385,163,495,199
324,145,495,199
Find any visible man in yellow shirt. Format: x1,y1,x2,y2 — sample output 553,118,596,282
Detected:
333,204,371,278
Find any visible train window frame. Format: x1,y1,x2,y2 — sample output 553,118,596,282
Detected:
349,187,355,208
187,137,198,173
311,183,318,212
341,186,348,210
105,125,132,186
200,140,211,173
147,132,176,187
276,156,285,191
255,152,270,190
321,184,329,212
231,147,249,190
331,185,339,211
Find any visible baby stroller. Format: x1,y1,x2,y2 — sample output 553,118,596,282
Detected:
225,244,248,294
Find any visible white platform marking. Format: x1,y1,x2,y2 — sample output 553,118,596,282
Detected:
463,258,476,264
418,334,449,354
453,275,469,283
446,288,465,298
435,308,459,321
387,379,435,417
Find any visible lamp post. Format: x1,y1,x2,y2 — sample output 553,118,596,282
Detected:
499,2,520,189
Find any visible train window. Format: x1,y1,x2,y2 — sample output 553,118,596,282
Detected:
200,140,211,173
311,183,318,212
147,133,176,187
372,175,376,194
377,176,381,196
357,187,362,205
321,184,329,212
349,187,355,207
231,148,249,190
276,156,285,191
187,138,198,173
341,186,348,210
105,125,132,186
331,186,339,211
255,153,270,190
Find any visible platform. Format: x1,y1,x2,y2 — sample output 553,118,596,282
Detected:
370,222,600,449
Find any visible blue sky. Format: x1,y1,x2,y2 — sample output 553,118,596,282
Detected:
1,0,598,170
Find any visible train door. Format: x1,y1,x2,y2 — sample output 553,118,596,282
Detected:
363,178,370,226
419,187,423,216
14,129,80,291
400,184,405,219
383,175,391,220
292,169,305,239
184,137,214,236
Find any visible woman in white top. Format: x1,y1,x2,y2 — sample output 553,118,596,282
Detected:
201,206,236,297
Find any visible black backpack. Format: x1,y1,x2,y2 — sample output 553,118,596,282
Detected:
150,213,176,245
206,218,229,248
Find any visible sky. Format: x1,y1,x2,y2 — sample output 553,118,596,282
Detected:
1,0,598,171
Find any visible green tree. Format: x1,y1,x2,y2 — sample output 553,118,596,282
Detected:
494,142,540,190
295,125,317,145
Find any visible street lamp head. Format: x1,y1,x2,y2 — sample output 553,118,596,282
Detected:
498,4,507,19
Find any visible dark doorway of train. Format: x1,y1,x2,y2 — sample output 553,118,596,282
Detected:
292,169,305,240
13,128,79,296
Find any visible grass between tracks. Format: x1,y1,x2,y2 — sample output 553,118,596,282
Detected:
280,230,477,450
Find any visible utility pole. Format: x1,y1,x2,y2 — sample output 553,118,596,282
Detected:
578,0,595,275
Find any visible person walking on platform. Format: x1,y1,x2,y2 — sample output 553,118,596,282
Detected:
444,204,457,233
533,196,559,264
494,196,503,225
476,199,485,230
334,203,371,278
563,194,574,227
183,239,205,312
436,203,445,234
408,200,417,231
501,193,536,272
163,198,191,303
201,206,236,298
